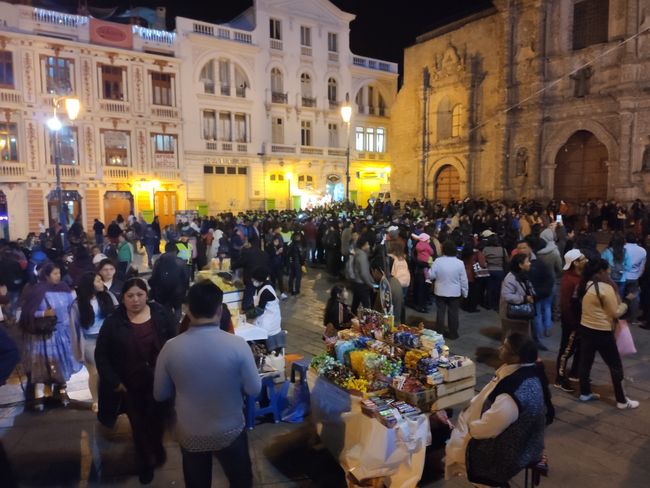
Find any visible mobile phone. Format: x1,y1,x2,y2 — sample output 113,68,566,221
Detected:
555,214,562,224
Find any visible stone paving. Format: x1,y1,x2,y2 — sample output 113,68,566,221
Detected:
1,263,650,487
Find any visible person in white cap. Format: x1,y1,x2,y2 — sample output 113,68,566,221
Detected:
554,249,587,392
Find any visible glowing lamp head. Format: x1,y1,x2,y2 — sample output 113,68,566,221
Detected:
340,104,352,123
47,116,63,132
64,97,81,120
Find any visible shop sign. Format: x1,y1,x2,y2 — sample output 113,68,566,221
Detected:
197,203,209,217
153,152,177,168
89,18,133,49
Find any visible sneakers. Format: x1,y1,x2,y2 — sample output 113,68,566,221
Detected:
280,293,288,300
579,393,600,402
554,382,575,393
617,398,640,410
568,376,579,383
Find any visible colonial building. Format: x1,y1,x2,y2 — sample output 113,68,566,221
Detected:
390,0,650,208
178,0,397,213
0,1,183,239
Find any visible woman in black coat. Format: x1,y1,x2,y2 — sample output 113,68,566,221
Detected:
95,278,177,485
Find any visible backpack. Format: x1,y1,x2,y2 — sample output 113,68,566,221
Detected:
391,257,411,287
610,256,625,282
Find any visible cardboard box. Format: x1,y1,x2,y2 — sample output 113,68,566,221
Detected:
392,386,437,410
438,357,475,382
436,376,476,397
431,387,474,411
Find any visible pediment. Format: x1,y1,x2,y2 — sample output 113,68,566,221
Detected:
259,0,356,24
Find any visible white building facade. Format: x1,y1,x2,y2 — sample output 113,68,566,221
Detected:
178,0,397,213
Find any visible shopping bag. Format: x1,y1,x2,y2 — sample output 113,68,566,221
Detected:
615,320,637,356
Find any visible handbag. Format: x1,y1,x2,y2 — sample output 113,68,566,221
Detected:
507,302,536,320
472,261,490,278
615,319,637,356
20,297,58,338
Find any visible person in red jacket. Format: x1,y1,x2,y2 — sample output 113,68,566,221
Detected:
554,249,587,392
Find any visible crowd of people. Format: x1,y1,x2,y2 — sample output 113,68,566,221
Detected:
0,195,648,486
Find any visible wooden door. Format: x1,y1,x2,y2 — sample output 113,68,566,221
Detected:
435,165,460,203
554,131,608,204
103,191,133,225
204,168,249,213
154,191,177,229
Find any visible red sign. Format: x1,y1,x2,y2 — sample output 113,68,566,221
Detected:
89,18,133,49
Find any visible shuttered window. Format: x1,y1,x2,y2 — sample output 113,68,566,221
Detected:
573,0,609,50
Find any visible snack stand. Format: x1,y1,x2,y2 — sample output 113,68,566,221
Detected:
195,258,244,311
308,307,476,487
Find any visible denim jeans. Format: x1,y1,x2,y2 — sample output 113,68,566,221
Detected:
288,262,302,294
533,293,554,341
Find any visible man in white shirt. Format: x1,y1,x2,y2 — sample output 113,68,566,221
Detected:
624,232,647,324
429,240,468,339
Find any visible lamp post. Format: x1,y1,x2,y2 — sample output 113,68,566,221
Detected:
340,93,352,203
285,172,292,210
46,96,80,246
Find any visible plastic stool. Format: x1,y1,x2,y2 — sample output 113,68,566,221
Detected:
245,375,281,430
290,358,311,384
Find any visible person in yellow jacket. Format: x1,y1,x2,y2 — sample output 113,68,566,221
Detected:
176,233,194,280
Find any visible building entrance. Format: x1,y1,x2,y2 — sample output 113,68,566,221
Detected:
434,165,460,203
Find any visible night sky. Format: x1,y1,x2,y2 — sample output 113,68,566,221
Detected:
41,0,493,65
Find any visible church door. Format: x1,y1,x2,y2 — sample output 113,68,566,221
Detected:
434,165,460,203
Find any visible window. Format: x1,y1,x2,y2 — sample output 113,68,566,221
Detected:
436,97,452,141
202,110,217,140
103,130,130,166
200,60,215,94
298,175,314,189
573,0,609,50
272,117,284,144
451,104,463,138
219,112,232,141
0,123,18,161
219,60,230,96
151,72,173,106
328,123,339,148
50,126,78,165
366,128,375,152
44,57,73,94
300,72,312,99
234,114,247,143
154,134,176,153
300,26,312,46
301,120,312,146
271,68,283,93
204,165,214,174
270,18,282,40
0,51,14,88
100,65,124,100
355,127,364,151
328,32,338,52
367,86,375,114
328,78,338,105
376,128,385,153
227,167,236,175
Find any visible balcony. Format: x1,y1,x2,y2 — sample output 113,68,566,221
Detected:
271,144,296,154
29,7,88,29
300,146,323,155
104,167,132,180
329,100,339,110
153,169,181,181
151,106,179,118
99,100,129,113
352,55,398,73
236,86,246,98
190,21,253,45
220,85,230,96
0,161,26,180
0,89,21,105
48,165,80,179
206,141,219,151
132,25,175,45
270,39,283,51
327,148,347,157
301,46,312,56
328,52,339,63
301,96,316,108
237,143,248,152
222,142,233,151
272,92,288,104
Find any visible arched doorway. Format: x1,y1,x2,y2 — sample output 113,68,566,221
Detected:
434,165,460,203
554,131,608,204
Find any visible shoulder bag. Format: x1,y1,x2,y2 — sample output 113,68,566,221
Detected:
20,296,58,338
506,279,536,320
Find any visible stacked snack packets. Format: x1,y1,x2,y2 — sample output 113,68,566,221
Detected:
361,396,422,428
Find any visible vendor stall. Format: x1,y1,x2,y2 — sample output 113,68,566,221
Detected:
308,308,477,487
196,265,244,311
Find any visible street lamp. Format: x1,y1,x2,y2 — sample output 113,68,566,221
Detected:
47,95,81,246
340,93,352,203
285,172,292,210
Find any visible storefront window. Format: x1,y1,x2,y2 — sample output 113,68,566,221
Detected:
103,130,130,166
50,126,78,165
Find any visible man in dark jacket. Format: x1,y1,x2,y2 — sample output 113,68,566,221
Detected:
232,242,269,309
149,243,190,321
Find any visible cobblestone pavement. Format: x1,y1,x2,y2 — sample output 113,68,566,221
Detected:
1,264,649,487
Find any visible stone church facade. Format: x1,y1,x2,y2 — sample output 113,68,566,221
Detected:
390,0,650,208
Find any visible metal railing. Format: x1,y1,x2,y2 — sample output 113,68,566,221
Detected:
301,96,316,108
271,92,288,104
271,144,295,153
191,22,253,44
352,55,398,73
31,8,88,28
270,39,283,50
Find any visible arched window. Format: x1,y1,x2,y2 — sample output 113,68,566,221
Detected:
200,60,215,94
327,77,337,106
451,104,463,138
271,68,283,95
436,97,452,141
234,65,249,98
300,72,312,98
